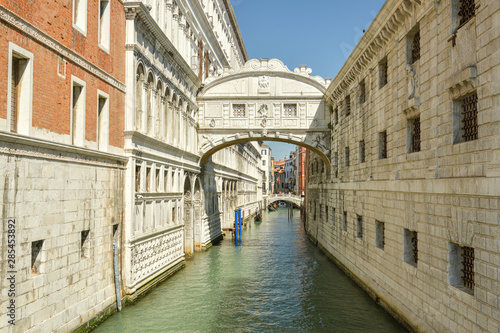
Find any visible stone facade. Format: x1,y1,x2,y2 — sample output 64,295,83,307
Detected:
307,0,500,332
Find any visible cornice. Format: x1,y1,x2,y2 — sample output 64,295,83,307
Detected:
0,5,126,92
0,131,127,167
325,0,425,103
221,0,248,62
124,2,202,90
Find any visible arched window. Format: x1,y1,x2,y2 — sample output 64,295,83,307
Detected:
135,65,145,131
164,86,171,143
155,80,163,139
146,73,154,135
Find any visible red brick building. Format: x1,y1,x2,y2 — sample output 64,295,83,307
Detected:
0,1,126,331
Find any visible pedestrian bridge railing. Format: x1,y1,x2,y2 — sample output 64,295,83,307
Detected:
267,194,304,207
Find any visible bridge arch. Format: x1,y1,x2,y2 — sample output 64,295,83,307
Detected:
267,194,304,207
197,58,331,165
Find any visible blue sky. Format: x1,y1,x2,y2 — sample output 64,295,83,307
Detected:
232,0,386,159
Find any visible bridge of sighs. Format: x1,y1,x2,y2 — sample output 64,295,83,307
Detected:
197,58,332,165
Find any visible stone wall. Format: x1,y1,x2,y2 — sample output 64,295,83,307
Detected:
0,136,125,332
308,0,500,332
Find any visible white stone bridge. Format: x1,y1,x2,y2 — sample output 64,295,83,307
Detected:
197,58,331,165
267,194,304,207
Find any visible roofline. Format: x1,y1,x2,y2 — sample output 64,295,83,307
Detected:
222,0,249,62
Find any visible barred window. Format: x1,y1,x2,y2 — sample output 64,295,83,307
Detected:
458,0,475,28
135,164,141,192
232,104,246,117
342,211,347,231
449,243,474,293
461,246,474,290
334,108,339,124
411,30,420,63
345,95,351,116
461,93,478,142
31,240,44,275
345,146,350,167
409,116,421,153
283,104,297,117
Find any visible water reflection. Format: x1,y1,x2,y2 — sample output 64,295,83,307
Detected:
94,208,407,333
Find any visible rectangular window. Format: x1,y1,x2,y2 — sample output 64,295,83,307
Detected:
98,0,110,52
375,221,385,249
73,0,88,35
8,43,33,136
146,167,151,192
359,140,365,163
164,170,169,192
319,204,323,220
453,92,478,143
135,164,141,192
334,108,339,125
379,131,387,159
449,242,474,293
342,211,348,231
71,76,86,146
81,230,90,259
356,215,363,238
404,229,418,266
156,168,160,192
31,240,44,275
411,30,420,64
359,80,366,105
345,95,351,117
408,116,421,153
172,207,176,224
283,104,297,117
379,57,388,89
262,160,266,166
232,104,246,117
97,93,109,151
332,208,336,227
345,147,350,167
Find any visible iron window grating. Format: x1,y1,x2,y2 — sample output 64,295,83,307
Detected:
412,31,420,63
360,140,365,163
461,93,478,142
411,231,418,264
461,246,474,290
411,117,421,153
458,0,476,27
283,104,297,117
232,104,246,117
345,95,351,116
380,131,388,159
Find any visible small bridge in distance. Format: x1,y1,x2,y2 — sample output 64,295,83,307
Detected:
267,194,304,207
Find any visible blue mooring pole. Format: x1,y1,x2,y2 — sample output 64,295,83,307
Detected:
238,208,242,238
234,208,239,242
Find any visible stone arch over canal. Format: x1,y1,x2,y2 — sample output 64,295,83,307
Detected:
197,58,332,165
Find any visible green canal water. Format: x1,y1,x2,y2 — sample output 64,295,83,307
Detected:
94,209,407,333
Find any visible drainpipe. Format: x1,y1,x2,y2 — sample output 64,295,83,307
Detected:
113,243,122,311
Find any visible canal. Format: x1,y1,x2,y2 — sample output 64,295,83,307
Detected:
94,208,407,332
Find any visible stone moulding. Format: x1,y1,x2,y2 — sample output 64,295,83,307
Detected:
0,6,126,92
326,0,426,102
447,66,477,99
0,131,127,168
203,58,328,91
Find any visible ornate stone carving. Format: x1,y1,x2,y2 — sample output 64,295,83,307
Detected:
406,64,416,100
130,228,183,283
209,119,216,127
258,76,270,94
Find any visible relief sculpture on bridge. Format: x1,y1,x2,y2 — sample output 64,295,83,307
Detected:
197,58,331,165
